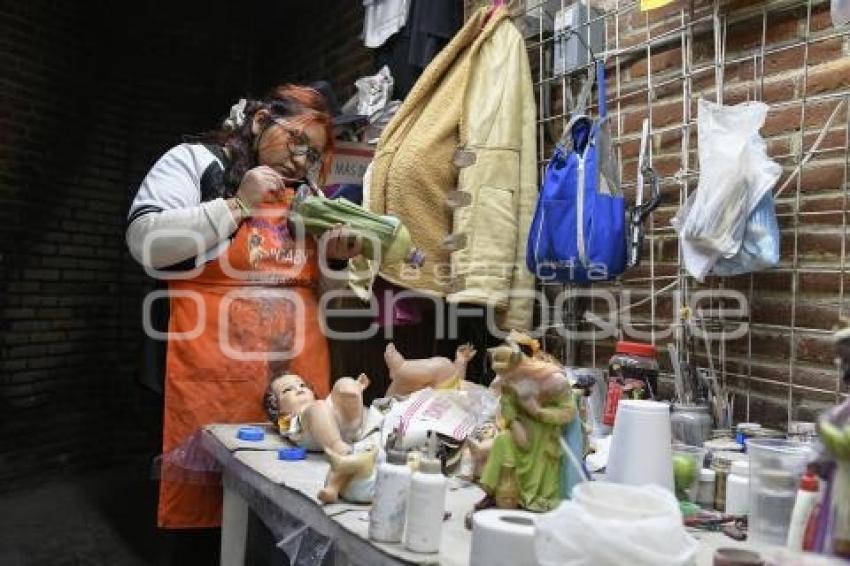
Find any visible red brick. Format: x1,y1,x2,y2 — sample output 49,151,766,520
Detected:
725,13,800,54
797,334,834,365
764,37,844,75
762,99,838,137
798,160,846,194
630,46,683,78
806,58,850,96
810,4,835,32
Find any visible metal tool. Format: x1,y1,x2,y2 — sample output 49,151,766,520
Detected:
628,119,661,267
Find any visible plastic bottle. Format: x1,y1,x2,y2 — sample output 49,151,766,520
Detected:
368,448,412,543
787,471,820,551
725,460,750,516
403,435,447,553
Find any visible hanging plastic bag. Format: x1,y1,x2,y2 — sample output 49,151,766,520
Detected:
535,482,698,566
711,191,780,276
672,100,781,280
354,65,394,117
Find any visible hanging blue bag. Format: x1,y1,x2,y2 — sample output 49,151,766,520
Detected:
527,61,627,283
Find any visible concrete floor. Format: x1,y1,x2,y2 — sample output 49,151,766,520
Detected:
0,462,173,566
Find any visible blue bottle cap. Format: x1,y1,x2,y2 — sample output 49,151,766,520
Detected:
278,446,307,461
237,426,265,442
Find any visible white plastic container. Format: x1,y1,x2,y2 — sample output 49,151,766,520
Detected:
403,455,447,553
787,471,820,551
747,438,813,546
725,460,750,516
606,400,674,492
368,449,411,543
696,468,716,508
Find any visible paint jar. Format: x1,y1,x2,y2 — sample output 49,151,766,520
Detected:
711,451,748,512
605,342,659,426
697,468,716,508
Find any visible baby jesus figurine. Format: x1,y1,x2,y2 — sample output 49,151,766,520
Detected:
264,373,378,503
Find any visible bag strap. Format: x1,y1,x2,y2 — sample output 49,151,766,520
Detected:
596,60,606,119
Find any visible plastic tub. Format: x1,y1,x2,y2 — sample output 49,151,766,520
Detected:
746,438,813,546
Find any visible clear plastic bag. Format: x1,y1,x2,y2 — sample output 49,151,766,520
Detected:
535,483,698,566
673,100,781,280
711,191,780,276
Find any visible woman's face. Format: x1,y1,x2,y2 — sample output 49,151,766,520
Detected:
253,110,327,181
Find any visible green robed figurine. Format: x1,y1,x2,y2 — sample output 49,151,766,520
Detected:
476,331,577,512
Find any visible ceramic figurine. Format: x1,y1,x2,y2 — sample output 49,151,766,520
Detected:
264,373,378,503
476,331,576,512
815,326,850,557
384,342,476,396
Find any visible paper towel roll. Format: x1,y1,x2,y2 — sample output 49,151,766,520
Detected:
470,509,538,566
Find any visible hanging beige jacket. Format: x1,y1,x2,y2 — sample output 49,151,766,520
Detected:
368,7,538,330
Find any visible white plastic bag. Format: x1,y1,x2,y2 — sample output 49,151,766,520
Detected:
354,65,394,117
673,100,781,280
535,482,698,566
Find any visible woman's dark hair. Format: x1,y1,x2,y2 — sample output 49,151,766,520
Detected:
204,84,335,196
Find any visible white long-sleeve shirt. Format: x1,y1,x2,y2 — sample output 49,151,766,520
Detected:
127,144,237,270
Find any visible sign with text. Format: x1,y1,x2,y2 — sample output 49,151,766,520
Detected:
326,142,374,186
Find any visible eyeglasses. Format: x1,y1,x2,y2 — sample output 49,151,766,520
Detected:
270,119,323,169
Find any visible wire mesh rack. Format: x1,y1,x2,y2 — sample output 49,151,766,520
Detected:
479,0,850,426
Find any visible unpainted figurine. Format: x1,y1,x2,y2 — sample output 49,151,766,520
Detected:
384,342,477,396
265,373,377,504
476,331,575,512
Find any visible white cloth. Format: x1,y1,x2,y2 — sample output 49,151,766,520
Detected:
126,144,237,269
363,0,411,48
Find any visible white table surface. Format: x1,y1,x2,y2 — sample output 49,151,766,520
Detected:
204,424,845,566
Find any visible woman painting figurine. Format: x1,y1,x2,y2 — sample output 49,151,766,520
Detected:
126,85,360,561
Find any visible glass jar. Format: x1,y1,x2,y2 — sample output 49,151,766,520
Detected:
711,451,748,512
608,341,659,398
671,404,713,447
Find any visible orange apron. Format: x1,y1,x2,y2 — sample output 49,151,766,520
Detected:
158,190,330,528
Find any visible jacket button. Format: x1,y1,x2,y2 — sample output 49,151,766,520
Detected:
452,149,476,168
441,233,468,252
445,190,472,209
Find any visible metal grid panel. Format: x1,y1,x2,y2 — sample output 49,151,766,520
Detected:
506,0,850,425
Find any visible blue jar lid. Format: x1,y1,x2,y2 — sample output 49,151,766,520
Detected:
278,446,307,461
237,426,265,442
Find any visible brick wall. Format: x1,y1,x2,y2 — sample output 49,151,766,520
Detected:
531,0,850,428
0,0,374,487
